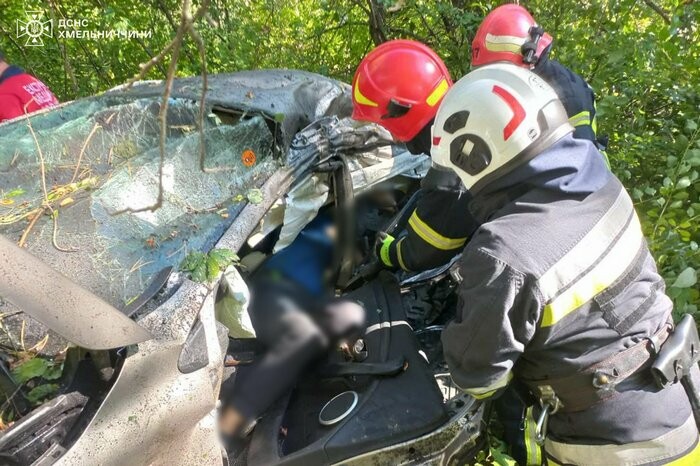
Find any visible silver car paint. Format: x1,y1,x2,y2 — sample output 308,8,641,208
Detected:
56,279,225,465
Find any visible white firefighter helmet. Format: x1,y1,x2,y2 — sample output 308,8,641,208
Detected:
430,63,572,193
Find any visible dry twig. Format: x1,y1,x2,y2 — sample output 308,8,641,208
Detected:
70,123,102,184
111,0,212,214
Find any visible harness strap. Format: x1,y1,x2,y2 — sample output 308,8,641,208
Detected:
522,324,671,413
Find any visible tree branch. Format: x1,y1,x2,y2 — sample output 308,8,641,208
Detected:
642,0,671,24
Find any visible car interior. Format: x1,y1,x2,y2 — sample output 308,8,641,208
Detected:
224,157,469,465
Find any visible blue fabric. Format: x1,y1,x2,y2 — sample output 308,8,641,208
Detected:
261,214,334,296
0,66,24,85
484,134,611,197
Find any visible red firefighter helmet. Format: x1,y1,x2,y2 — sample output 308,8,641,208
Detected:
351,40,452,142
471,4,553,68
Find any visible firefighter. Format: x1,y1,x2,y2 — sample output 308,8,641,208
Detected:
0,50,58,122
351,40,479,273
431,63,699,465
471,4,606,154
471,6,609,461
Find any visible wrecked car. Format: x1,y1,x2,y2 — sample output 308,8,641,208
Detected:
0,70,483,465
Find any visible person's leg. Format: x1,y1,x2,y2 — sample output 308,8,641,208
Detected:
494,386,526,465
219,279,327,435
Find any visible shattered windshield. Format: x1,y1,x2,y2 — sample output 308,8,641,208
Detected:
0,96,278,309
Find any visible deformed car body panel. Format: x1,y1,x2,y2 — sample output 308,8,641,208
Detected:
112,70,354,151
0,235,151,350
0,70,470,466
56,281,224,466
0,70,357,354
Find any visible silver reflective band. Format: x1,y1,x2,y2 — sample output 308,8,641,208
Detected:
545,415,698,466
365,320,412,334
537,188,644,327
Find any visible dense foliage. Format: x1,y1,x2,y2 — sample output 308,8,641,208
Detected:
1,0,698,317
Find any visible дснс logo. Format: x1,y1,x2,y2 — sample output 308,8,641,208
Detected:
17,10,53,47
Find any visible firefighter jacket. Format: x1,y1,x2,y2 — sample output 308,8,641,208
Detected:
0,66,58,122
534,54,599,145
380,166,480,272
442,135,699,465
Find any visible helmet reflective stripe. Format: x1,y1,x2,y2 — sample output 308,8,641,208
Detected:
484,32,527,54
353,78,378,107
426,78,449,107
492,84,526,140
471,4,553,68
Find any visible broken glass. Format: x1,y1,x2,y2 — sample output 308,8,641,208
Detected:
0,95,278,320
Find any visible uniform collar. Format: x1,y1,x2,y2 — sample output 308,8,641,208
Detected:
0,65,25,84
468,135,611,222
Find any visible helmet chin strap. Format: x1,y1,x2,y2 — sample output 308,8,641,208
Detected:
521,25,545,65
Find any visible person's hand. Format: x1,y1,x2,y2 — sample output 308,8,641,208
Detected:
319,300,366,339
374,231,396,268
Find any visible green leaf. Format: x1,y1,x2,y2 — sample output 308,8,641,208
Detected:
43,363,64,381
206,255,221,281
246,188,264,205
5,188,25,198
180,251,206,272
210,248,239,268
12,358,50,383
191,261,208,283
686,120,698,132
26,384,59,404
676,177,691,189
672,267,698,289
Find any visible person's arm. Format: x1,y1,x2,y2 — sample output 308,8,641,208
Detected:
441,247,541,399
0,93,25,122
379,168,479,272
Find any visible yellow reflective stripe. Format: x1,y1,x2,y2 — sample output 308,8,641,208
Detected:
353,79,378,107
537,189,641,327
426,78,449,107
541,211,643,327
484,32,526,54
407,211,468,251
471,388,499,400
568,110,590,127
379,234,395,267
591,114,598,135
667,436,700,465
524,407,542,466
592,100,598,134
462,371,512,399
396,237,409,271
